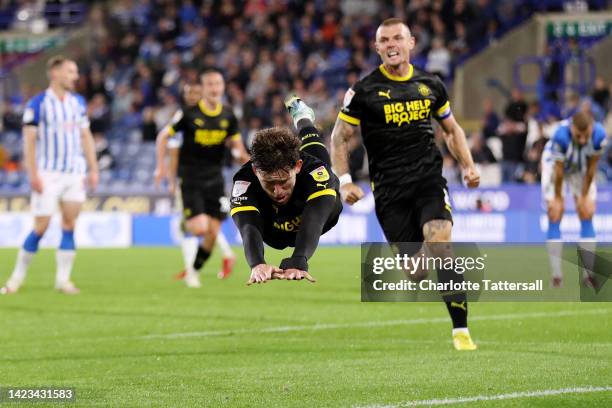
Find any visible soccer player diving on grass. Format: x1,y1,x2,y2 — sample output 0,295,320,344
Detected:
230,95,343,285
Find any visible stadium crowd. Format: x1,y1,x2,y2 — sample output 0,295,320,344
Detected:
1,0,611,191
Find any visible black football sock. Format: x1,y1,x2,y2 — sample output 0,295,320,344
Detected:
438,267,468,329
193,246,211,271
297,122,331,165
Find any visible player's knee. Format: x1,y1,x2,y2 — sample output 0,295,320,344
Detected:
547,207,563,223
577,202,595,220
33,217,51,235
186,217,208,236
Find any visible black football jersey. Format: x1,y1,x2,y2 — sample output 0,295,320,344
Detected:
229,152,341,249
168,101,240,182
339,64,452,189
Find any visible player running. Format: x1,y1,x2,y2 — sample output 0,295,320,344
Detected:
230,95,343,285
1,56,99,295
330,18,480,350
542,111,607,288
164,83,237,281
155,68,249,288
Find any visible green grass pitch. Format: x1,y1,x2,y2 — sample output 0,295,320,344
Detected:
1,247,611,407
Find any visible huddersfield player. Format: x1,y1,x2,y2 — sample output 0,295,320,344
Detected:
160,83,238,282
1,56,98,295
542,111,606,288
155,68,249,288
230,95,342,284
330,18,480,350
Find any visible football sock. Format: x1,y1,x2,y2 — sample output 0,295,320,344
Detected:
216,232,233,258
9,231,42,284
56,230,76,286
181,236,199,273
298,122,331,166
437,267,468,329
546,220,563,278
193,246,211,271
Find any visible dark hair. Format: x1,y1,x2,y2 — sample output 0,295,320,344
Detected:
200,67,224,78
47,55,72,71
572,111,592,131
251,127,301,173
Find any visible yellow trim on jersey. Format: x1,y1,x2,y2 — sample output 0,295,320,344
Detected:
379,64,414,82
230,206,260,216
199,100,223,117
307,188,337,202
300,141,326,151
435,101,451,116
167,126,176,136
338,111,360,125
445,204,452,214
230,133,241,140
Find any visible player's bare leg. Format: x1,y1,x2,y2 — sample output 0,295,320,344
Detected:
215,231,236,279
1,216,51,294
546,199,564,288
423,219,476,351
576,195,598,289
55,201,82,294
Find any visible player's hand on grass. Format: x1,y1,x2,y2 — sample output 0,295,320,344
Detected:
247,264,283,285
277,268,316,283
549,196,564,221
463,165,480,189
340,183,365,205
87,170,99,192
30,172,44,193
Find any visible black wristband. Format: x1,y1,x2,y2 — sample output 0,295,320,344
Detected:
279,256,308,272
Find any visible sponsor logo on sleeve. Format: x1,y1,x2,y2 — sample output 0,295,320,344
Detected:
232,180,251,197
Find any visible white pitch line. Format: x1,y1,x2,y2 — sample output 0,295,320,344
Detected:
137,308,608,340
356,386,612,408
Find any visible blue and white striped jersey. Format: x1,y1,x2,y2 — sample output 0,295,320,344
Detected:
546,120,607,175
22,89,90,174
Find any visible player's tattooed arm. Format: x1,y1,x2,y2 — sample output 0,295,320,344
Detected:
438,115,479,189
331,118,365,204
331,117,355,176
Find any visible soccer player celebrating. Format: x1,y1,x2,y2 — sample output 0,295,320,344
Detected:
542,111,607,288
163,83,237,281
155,68,249,288
230,95,342,284
1,56,99,295
330,18,480,350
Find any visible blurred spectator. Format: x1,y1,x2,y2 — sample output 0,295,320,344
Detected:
425,36,451,79
141,107,157,142
481,97,500,139
592,77,610,111
94,134,115,171
470,132,496,164
498,88,528,182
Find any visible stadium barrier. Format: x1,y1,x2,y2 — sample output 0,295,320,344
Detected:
0,185,611,247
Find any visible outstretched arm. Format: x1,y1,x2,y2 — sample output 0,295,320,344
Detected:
282,195,336,272
438,115,479,188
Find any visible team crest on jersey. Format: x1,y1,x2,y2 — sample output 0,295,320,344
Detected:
342,88,355,109
418,84,431,97
309,166,330,182
232,180,251,197
220,119,229,129
194,118,204,126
